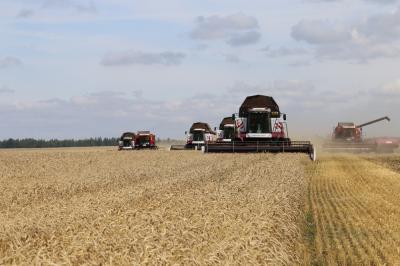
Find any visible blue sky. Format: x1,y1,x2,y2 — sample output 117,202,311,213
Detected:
0,0,399,139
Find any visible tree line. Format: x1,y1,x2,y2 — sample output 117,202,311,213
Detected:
0,138,119,149
0,137,185,149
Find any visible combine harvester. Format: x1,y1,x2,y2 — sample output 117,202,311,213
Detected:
216,117,235,142
170,122,217,150
118,132,136,150
135,131,157,149
203,95,316,161
118,131,157,150
323,116,399,153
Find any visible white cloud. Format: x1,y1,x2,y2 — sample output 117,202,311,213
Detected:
358,7,400,42
308,0,399,3
0,86,14,94
0,57,23,69
292,20,351,44
262,46,308,57
223,54,241,63
16,9,35,19
363,0,399,4
0,81,398,139
101,51,186,66
288,60,311,67
42,0,97,14
226,31,261,46
380,79,400,96
190,13,261,47
291,9,400,62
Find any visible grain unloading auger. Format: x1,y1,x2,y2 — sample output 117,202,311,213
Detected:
202,95,316,161
323,116,394,153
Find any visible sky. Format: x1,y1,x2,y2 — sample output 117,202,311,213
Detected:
0,0,399,139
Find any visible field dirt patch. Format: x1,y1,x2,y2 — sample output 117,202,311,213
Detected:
0,148,308,265
307,154,400,265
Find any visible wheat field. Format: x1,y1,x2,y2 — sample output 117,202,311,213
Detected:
307,154,400,265
365,154,400,174
0,148,308,265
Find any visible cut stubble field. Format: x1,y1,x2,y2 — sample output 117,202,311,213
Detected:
0,148,307,265
307,153,400,265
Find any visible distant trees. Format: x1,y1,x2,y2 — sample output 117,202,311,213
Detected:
0,137,186,149
0,138,118,149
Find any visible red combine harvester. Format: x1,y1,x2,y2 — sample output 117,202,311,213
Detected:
135,131,157,149
323,116,398,152
170,122,217,150
203,95,316,161
118,132,136,150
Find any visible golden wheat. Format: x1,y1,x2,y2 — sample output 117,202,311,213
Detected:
0,148,307,265
364,154,400,174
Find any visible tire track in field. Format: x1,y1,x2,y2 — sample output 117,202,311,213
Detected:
309,155,400,265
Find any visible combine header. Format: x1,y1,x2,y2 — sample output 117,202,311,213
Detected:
323,116,396,152
203,95,316,161
170,122,217,150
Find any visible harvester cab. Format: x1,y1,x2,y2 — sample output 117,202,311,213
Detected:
217,117,235,142
333,122,361,142
135,131,157,149
203,95,316,161
118,132,136,150
233,95,289,141
185,122,216,149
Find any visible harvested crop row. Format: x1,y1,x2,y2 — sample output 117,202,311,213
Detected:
363,154,400,174
308,155,400,265
0,148,308,265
